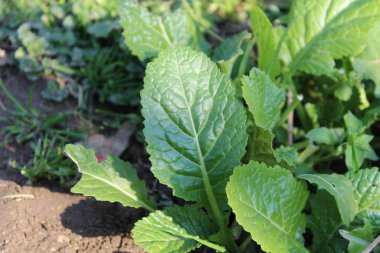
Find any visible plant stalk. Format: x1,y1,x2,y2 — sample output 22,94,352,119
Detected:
181,0,224,42
363,234,380,253
236,37,256,80
298,143,319,163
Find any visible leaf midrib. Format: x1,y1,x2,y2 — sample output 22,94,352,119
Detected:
173,51,224,226
69,157,154,212
240,198,289,236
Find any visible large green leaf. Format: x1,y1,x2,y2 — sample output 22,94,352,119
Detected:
141,47,248,221
65,144,156,211
308,190,342,253
117,0,197,60
250,6,280,77
132,205,225,253
212,31,251,77
242,68,285,130
347,168,380,232
353,24,380,97
286,0,380,75
226,161,309,253
298,173,357,226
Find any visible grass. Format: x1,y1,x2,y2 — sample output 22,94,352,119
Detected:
0,79,86,186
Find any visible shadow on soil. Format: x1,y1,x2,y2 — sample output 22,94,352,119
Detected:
60,198,147,237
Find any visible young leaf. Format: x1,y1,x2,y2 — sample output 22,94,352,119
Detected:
346,168,380,233
141,47,248,222
345,134,378,172
344,112,379,171
298,173,357,226
353,24,380,98
65,144,156,211
274,146,299,169
344,111,364,135
249,6,280,77
249,124,277,166
306,127,344,145
117,0,197,60
339,219,374,253
212,31,251,77
226,161,309,253
308,191,342,253
242,68,285,131
132,205,225,253
286,0,380,75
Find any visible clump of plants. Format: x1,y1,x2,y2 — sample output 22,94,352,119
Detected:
0,0,144,108
66,0,380,252
0,80,85,185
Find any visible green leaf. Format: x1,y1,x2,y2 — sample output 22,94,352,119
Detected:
339,219,374,253
249,6,280,77
344,111,364,135
362,102,380,129
306,127,344,145
347,168,380,233
141,47,248,220
308,190,342,253
286,0,380,75
242,68,285,130
212,31,251,77
298,173,358,226
226,161,309,253
274,146,299,169
249,125,277,166
345,134,378,171
344,112,378,171
353,24,380,98
86,20,119,38
65,144,156,211
132,205,225,253
117,0,197,60
41,80,69,102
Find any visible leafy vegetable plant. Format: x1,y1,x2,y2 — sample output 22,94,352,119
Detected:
66,0,380,252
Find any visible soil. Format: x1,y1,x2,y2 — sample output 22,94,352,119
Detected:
0,66,146,253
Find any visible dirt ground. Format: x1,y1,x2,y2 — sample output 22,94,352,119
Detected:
0,67,146,253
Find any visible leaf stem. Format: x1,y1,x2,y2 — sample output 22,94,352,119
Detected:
287,90,294,145
196,238,226,252
237,37,256,80
363,234,380,253
298,143,319,163
280,95,300,124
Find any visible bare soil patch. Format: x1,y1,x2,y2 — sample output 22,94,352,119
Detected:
0,66,146,253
